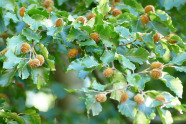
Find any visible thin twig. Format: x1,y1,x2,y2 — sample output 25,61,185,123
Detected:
119,39,137,46
164,64,174,68
137,67,150,74
90,84,130,94
104,44,108,50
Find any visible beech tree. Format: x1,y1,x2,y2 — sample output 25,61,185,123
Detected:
0,0,186,123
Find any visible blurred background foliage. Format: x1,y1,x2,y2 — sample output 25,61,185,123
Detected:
0,0,186,123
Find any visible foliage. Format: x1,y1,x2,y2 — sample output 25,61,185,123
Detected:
0,0,186,123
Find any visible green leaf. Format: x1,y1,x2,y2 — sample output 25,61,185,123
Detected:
92,80,106,91
173,66,186,73
155,42,166,57
169,52,186,65
97,25,119,48
142,32,156,49
110,71,127,101
7,35,27,54
100,50,115,64
0,8,5,33
118,100,137,119
115,54,136,70
22,28,41,42
97,0,110,16
31,67,50,89
0,0,14,11
23,15,41,30
149,10,176,32
164,0,185,10
3,50,22,69
0,111,24,124
157,108,173,124
57,0,67,6
134,111,150,124
123,0,144,13
85,95,102,116
66,27,89,42
47,26,63,37
170,35,183,42
17,60,29,79
21,115,36,124
24,110,41,124
39,44,55,71
85,0,94,8
77,39,97,46
0,67,17,86
67,56,99,71
126,70,141,87
124,48,149,64
138,74,151,90
161,74,183,98
115,26,130,37
4,12,19,23
27,9,49,18
138,103,155,119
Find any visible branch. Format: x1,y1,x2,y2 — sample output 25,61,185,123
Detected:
89,84,130,94
119,39,137,46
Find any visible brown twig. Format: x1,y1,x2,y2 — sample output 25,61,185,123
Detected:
89,84,130,94
119,39,137,46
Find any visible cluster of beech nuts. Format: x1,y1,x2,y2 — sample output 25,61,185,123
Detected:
75,0,122,25
43,0,54,12
141,5,155,24
95,92,166,105
150,62,164,79
103,68,114,77
20,43,44,68
68,48,79,58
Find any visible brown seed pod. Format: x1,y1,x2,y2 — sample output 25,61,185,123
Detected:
115,0,121,2
2,49,8,55
104,13,108,18
165,34,178,44
155,95,166,102
19,7,26,17
145,5,155,13
112,9,122,17
20,43,31,53
0,94,5,99
86,13,96,20
90,33,100,43
2,33,8,39
36,55,45,66
153,33,161,42
76,16,86,24
44,0,54,8
120,92,129,103
47,7,53,12
111,7,116,12
103,68,114,77
141,14,150,24
29,59,40,68
26,23,31,27
134,94,144,105
16,82,24,89
95,94,107,103
55,18,63,27
151,69,162,79
150,62,164,69
68,48,78,58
